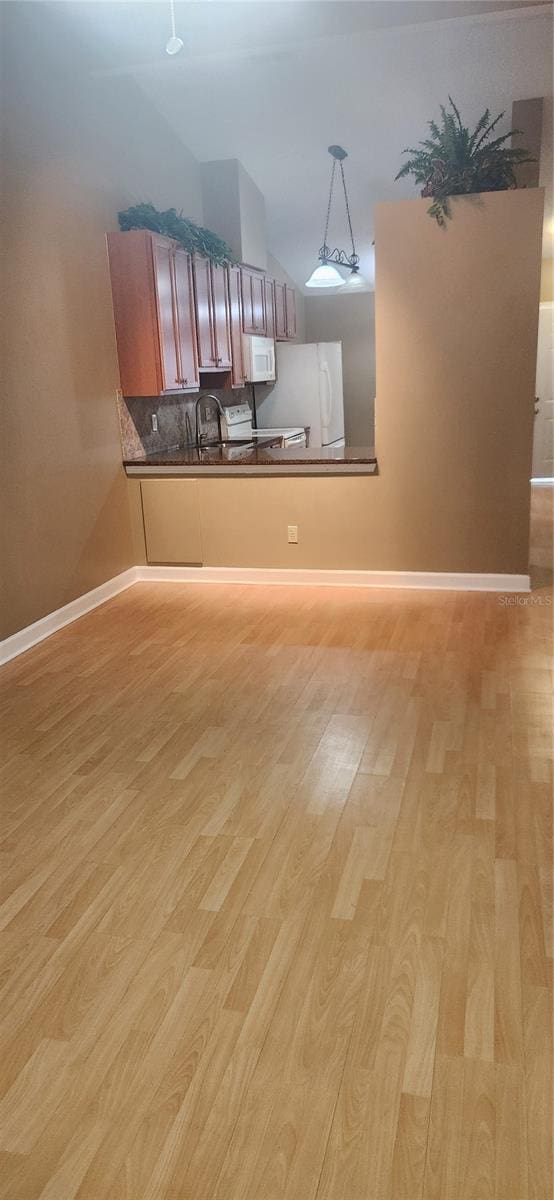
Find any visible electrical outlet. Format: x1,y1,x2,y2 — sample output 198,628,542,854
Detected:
151,413,158,433
287,525,298,544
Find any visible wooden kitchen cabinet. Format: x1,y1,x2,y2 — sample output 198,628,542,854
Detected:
140,479,202,564
228,265,245,388
193,257,232,371
264,278,276,339
211,264,232,368
173,248,201,388
193,255,214,369
274,281,287,340
274,280,297,341
285,284,297,339
107,230,199,396
241,267,266,334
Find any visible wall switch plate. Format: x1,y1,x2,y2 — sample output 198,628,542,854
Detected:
287,525,298,544
151,413,158,433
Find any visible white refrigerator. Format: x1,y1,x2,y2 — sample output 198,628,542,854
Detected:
256,342,345,448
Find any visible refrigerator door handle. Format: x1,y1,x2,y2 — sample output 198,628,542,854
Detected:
320,361,333,430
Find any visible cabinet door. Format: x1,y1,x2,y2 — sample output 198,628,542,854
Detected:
194,256,216,368
285,286,297,339
240,268,255,334
264,278,276,339
251,272,266,333
141,479,202,564
274,281,288,340
107,231,200,396
152,240,181,390
241,268,266,334
173,250,200,389
211,264,232,368
228,266,245,388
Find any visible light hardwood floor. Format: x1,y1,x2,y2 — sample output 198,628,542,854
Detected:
1,489,552,1199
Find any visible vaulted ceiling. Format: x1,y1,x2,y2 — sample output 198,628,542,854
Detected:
55,1,554,289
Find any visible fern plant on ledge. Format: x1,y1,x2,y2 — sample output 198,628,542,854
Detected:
118,203,237,265
395,98,535,226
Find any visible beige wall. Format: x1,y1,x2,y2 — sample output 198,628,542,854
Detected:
373,190,543,575
200,160,241,262
0,2,203,639
237,163,268,271
540,258,554,301
201,159,268,271
305,294,375,444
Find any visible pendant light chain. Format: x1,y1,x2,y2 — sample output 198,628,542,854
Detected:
339,161,356,258
322,158,337,252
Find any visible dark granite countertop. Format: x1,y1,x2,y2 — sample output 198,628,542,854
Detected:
123,442,378,473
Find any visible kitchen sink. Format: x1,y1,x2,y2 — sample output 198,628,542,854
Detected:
196,440,255,449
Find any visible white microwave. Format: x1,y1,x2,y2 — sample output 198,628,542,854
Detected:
242,335,276,383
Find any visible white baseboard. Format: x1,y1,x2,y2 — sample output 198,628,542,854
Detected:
0,568,139,666
134,564,530,593
0,564,531,666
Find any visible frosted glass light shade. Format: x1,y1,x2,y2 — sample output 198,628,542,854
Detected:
344,270,365,291
305,262,345,288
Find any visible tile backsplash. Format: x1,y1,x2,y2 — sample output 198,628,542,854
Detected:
117,385,273,460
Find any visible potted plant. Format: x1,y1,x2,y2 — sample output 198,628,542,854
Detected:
395,97,535,226
117,202,237,265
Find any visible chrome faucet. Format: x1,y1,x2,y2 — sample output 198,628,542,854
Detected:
195,394,225,447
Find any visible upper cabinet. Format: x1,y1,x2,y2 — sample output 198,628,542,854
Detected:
228,266,245,389
285,284,296,339
107,230,199,397
243,270,297,341
264,278,276,340
211,264,232,369
192,257,232,371
107,231,298,398
274,281,287,340
241,267,267,335
173,249,201,389
193,255,214,370
274,281,296,341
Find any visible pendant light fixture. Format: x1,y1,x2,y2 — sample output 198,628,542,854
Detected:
166,0,184,55
305,145,361,289
343,269,366,291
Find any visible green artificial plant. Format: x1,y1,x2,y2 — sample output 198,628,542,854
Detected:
395,98,535,226
118,203,237,264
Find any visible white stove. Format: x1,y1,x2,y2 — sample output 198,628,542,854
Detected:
220,404,307,449
253,426,307,448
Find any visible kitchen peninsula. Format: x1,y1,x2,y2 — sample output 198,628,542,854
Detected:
125,191,542,581
124,443,378,476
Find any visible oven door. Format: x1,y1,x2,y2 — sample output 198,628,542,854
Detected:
282,431,307,448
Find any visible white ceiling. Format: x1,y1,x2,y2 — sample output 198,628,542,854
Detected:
59,1,554,290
